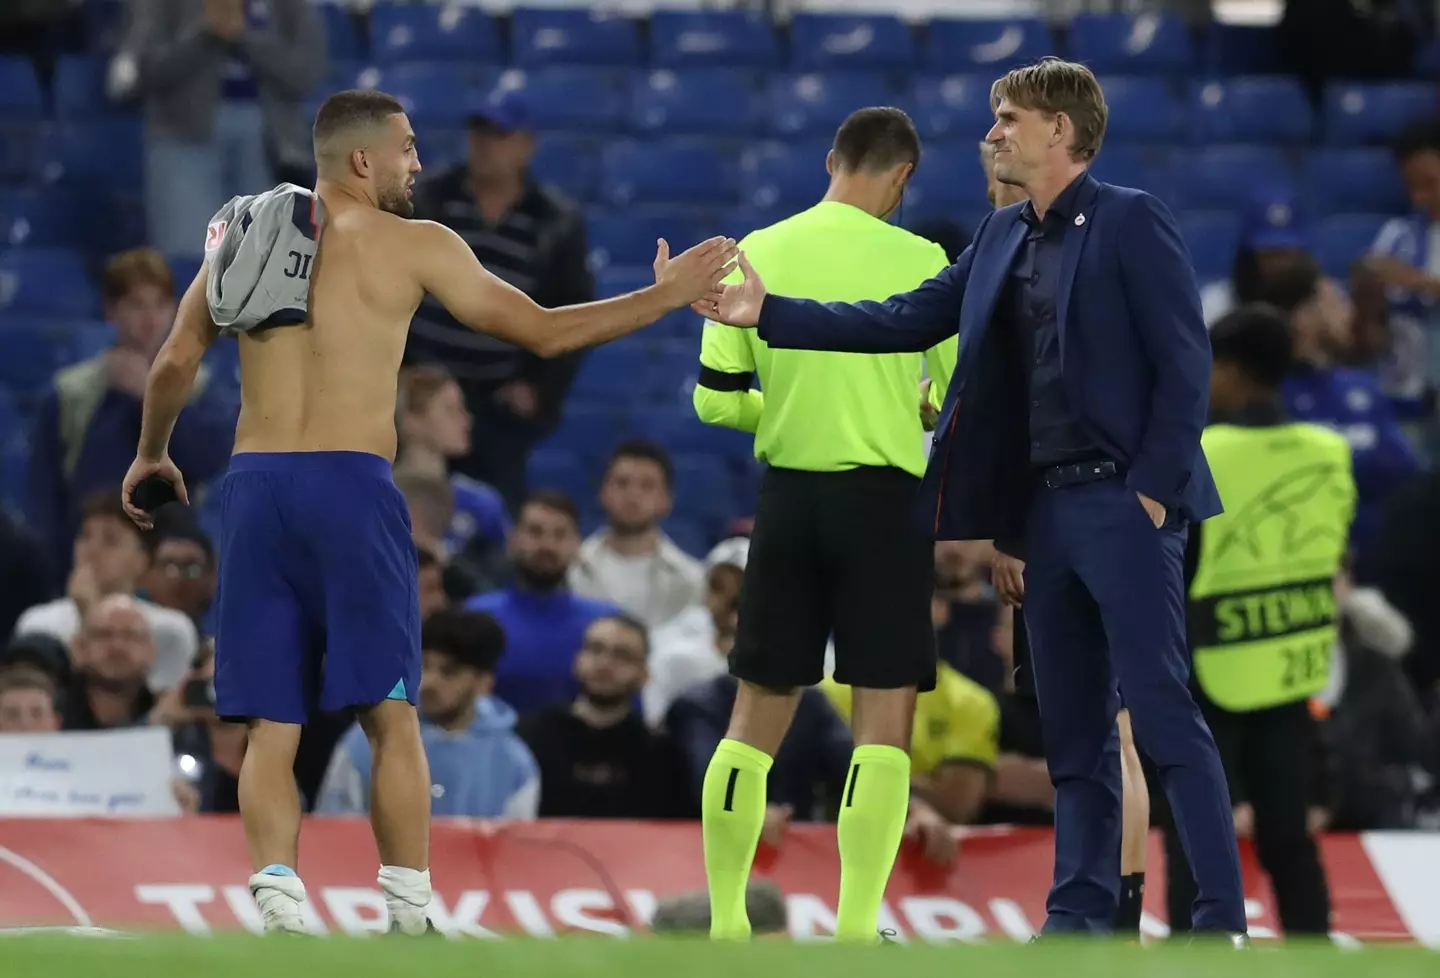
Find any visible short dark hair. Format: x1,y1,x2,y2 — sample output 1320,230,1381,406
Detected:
80,490,145,548
421,609,506,674
591,612,651,657
0,665,57,703
832,107,921,174
604,439,675,489
519,489,580,529
1392,118,1440,164
313,89,407,162
1257,256,1324,315
1210,304,1295,390
149,511,214,564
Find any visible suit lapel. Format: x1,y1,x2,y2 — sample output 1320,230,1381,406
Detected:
956,217,1028,384
1055,176,1101,366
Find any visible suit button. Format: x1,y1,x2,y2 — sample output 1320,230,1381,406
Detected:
1032,399,1041,407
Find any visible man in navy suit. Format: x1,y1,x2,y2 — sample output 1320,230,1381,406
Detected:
703,59,1248,940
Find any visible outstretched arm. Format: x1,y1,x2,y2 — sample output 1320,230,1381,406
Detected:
413,221,735,359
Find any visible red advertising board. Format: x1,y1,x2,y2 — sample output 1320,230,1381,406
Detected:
0,818,1432,943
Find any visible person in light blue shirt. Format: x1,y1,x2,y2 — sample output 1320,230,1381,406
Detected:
466,491,620,714
316,608,538,819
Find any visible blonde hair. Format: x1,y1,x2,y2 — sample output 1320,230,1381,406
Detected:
990,58,1108,163
102,247,175,304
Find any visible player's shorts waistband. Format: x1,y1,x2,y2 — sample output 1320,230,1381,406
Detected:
228,451,394,480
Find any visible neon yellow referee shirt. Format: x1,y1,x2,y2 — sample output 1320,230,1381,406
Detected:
693,201,956,478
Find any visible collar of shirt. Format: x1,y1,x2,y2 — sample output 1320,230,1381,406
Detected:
1020,170,1089,230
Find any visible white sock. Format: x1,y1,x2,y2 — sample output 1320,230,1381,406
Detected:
248,870,308,934
378,865,432,935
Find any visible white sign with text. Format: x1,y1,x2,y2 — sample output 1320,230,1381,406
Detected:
0,728,179,817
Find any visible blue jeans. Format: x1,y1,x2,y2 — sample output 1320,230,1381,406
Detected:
145,101,272,257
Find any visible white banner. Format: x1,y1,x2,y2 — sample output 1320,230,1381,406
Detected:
0,728,179,817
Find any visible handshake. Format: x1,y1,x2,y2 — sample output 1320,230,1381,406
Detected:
651,236,768,327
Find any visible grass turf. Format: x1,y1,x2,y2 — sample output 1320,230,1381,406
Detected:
0,934,1432,978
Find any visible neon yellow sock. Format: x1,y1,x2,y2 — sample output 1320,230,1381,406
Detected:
835,744,912,944
701,738,773,941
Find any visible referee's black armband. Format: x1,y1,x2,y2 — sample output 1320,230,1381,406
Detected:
696,365,754,393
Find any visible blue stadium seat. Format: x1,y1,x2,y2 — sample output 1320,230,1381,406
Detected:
1099,77,1183,143
718,208,786,243
320,5,364,62
630,69,763,137
0,57,44,116
671,454,733,521
1324,82,1439,145
413,127,464,172
789,13,915,72
600,141,736,207
54,56,116,118
1068,13,1193,74
1086,145,1174,203
0,319,64,396
1171,146,1295,211
369,4,501,64
1304,149,1408,217
595,265,651,299
926,17,1053,73
4,182,144,256
360,63,489,127
634,409,754,463
662,516,708,558
512,9,641,67
1177,211,1241,281
570,343,655,404
912,75,996,142
906,145,991,217
0,121,43,183
519,68,626,131
531,133,598,201
37,118,145,190
740,140,831,210
1204,24,1283,75
650,11,779,69
168,254,203,291
70,321,115,362
525,449,590,500
588,211,707,271
0,250,98,317
84,0,127,54
768,73,897,137
0,187,83,250
651,340,700,405
1192,77,1313,144
535,408,630,463
1316,214,1389,278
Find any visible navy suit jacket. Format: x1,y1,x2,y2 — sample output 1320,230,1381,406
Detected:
756,173,1223,551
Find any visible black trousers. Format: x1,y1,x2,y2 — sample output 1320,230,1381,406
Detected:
1163,696,1332,935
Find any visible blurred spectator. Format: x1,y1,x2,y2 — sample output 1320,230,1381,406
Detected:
140,517,216,637
395,365,510,561
116,0,324,255
1263,259,1421,554
570,441,704,630
517,614,692,819
27,249,235,582
1371,468,1440,694
317,609,539,819
644,537,748,727
394,469,455,561
932,541,1004,693
416,547,450,621
465,491,620,714
60,594,157,731
1201,191,1314,326
1280,0,1426,104
16,491,197,691
1,633,71,687
0,666,63,734
407,87,592,511
1346,259,1432,420
981,608,1055,826
0,510,54,646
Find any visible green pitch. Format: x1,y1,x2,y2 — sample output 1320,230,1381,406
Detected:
0,934,1433,978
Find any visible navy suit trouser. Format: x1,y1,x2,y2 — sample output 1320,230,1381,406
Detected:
1022,474,1247,934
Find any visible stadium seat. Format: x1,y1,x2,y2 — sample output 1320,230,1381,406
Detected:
519,68,627,131
413,127,464,172
1324,82,1439,145
1067,13,1193,74
588,210,707,271
1099,77,1183,143
906,145,991,217
789,13,915,72
911,75,996,142
1171,146,1295,211
671,454,733,521
535,408,630,463
168,254,203,291
0,121,43,183
740,140,831,211
1315,214,1389,278
1088,145,1174,203
1304,149,1408,217
369,3,501,64
0,57,44,116
1177,211,1242,282
600,141,736,207
1192,77,1313,145
650,10,780,69
634,409,754,464
525,449,590,500
629,69,763,137
0,249,99,318
4,182,144,258
512,9,642,68
54,56,116,118
0,319,64,397
1204,24,1284,75
595,265,651,300
926,17,1053,73
36,118,145,190
531,133,599,201
717,208,786,243
359,63,490,128
662,516,708,558
319,5,364,62
570,342,656,404
70,321,115,362
84,0,127,54
767,73,898,137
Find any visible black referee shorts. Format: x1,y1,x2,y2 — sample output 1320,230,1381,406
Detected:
730,465,937,693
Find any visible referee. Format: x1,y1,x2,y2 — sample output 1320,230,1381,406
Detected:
692,107,954,944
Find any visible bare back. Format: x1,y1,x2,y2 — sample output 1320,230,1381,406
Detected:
232,194,426,459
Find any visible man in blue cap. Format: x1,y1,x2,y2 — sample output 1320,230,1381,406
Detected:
1200,190,1315,327
405,84,593,513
